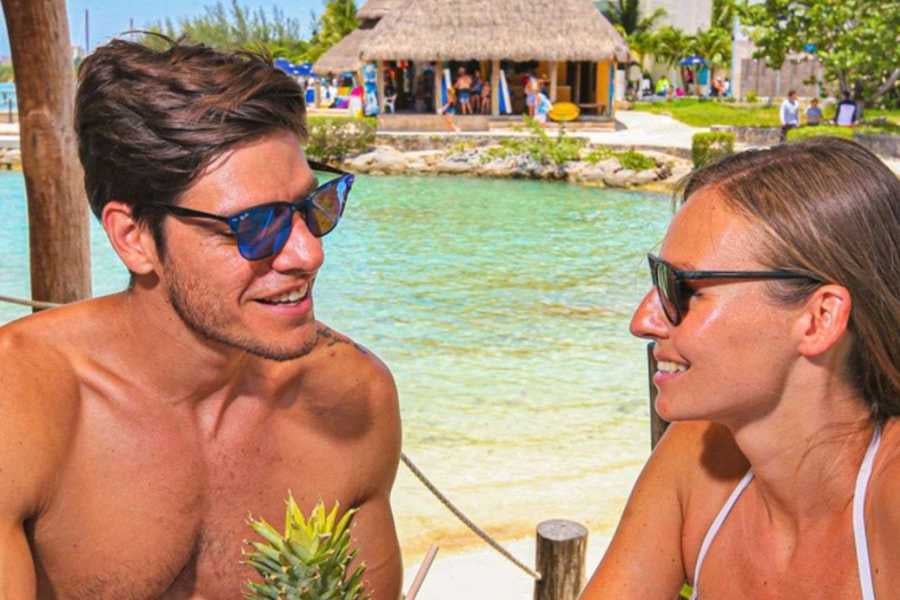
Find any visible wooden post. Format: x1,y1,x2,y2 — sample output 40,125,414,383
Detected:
549,61,558,102
433,61,442,114
314,78,322,108
2,0,91,309
376,60,385,113
574,62,582,104
491,59,500,116
647,342,669,449
534,520,587,600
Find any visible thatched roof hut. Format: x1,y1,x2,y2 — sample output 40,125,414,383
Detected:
357,0,409,21
361,0,629,63
312,28,373,74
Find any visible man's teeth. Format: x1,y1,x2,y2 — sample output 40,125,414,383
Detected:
657,360,688,374
268,284,309,303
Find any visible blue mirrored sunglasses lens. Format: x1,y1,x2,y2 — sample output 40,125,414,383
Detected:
235,204,293,260
305,175,352,236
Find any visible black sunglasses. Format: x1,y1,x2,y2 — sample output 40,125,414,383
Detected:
150,160,354,261
647,254,819,325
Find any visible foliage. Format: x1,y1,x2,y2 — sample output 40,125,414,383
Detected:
244,495,368,600
745,90,759,104
651,26,691,71
738,0,900,106
584,146,614,163
581,146,657,171
143,0,310,63
689,27,732,74
0,65,13,82
481,118,587,166
692,131,735,168
304,0,359,63
617,150,657,171
305,116,377,164
786,126,854,142
712,0,739,29
598,0,667,36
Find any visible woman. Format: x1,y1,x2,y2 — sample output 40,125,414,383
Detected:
582,137,900,599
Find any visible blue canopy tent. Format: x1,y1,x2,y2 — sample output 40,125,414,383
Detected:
679,55,708,95
274,58,315,103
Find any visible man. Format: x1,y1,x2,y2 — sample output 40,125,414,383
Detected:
779,89,800,142
454,66,473,114
836,91,858,126
0,38,402,599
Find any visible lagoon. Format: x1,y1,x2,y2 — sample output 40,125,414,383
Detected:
0,172,670,560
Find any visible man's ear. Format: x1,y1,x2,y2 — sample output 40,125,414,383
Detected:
794,284,853,358
101,201,160,275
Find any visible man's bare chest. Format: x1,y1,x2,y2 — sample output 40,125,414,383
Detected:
30,403,359,599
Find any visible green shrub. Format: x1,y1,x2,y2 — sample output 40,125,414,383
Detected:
692,131,735,169
786,126,854,142
305,116,377,164
584,147,614,163
745,90,759,104
617,150,657,171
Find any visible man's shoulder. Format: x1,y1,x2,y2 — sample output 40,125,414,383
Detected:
0,319,82,516
306,322,399,414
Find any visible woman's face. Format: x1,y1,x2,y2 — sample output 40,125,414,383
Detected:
630,188,801,425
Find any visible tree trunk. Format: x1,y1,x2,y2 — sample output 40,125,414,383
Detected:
872,67,900,104
2,0,91,309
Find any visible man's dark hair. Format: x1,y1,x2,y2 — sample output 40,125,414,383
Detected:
75,35,307,255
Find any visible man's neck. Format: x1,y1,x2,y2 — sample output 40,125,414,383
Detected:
109,289,293,406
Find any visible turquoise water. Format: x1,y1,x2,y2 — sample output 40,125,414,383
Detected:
0,172,671,556
0,82,15,111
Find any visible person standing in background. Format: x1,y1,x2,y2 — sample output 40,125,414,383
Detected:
779,90,800,141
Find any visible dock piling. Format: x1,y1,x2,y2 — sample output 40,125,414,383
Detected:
534,519,588,600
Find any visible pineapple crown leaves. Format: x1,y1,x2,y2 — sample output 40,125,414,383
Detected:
243,492,370,600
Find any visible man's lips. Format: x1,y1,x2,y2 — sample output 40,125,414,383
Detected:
255,281,312,305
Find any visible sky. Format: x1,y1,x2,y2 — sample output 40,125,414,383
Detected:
0,0,327,56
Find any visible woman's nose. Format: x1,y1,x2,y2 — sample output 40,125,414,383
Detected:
630,288,669,340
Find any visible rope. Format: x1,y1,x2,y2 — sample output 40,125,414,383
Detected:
0,294,61,310
400,451,542,581
0,294,541,581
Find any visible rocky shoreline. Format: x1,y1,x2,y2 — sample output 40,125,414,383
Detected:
342,144,694,192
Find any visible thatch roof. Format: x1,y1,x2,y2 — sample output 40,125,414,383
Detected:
360,0,629,63
357,0,407,20
313,28,373,74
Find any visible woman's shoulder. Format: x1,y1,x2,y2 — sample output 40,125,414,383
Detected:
867,418,900,594
870,419,900,515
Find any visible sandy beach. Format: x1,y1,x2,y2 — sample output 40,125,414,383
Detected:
402,534,610,600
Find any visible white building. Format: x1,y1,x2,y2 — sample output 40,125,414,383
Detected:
641,0,711,33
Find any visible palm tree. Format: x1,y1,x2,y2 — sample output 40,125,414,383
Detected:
596,0,667,71
597,0,666,37
690,27,732,77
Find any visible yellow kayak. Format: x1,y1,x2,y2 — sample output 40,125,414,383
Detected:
549,101,580,122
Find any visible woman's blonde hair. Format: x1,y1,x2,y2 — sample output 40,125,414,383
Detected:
680,137,900,421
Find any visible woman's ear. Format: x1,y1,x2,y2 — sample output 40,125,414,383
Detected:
795,284,853,357
101,202,160,275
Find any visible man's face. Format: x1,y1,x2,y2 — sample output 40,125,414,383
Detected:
157,130,326,361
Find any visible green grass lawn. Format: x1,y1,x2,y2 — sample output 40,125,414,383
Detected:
630,98,899,134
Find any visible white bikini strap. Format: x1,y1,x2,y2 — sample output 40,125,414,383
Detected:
853,425,882,600
690,470,754,600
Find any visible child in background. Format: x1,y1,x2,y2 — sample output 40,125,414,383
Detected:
534,92,553,124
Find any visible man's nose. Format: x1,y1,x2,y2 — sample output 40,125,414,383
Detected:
270,213,324,273
629,288,669,340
